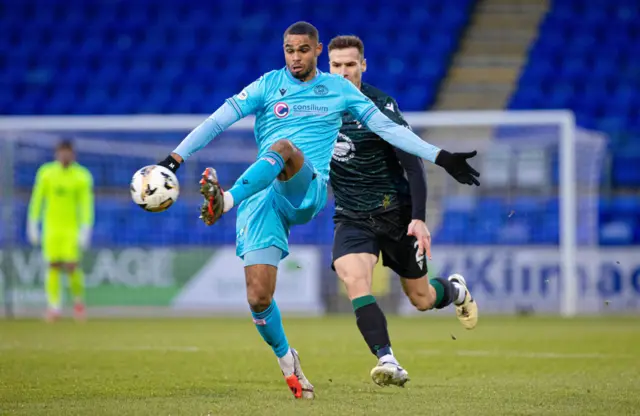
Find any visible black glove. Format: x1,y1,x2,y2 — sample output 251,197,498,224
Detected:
435,150,480,186
157,154,181,174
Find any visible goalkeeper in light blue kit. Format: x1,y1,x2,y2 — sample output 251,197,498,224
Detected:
157,22,480,399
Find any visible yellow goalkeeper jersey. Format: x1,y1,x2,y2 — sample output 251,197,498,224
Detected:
28,161,94,235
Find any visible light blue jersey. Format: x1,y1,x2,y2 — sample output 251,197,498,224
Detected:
226,67,378,179
173,67,443,261
174,67,441,172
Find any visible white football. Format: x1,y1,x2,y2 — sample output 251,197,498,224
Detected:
130,165,179,212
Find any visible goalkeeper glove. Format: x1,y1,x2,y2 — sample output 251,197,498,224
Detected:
158,154,181,174
79,226,92,250
27,220,39,246
435,150,481,186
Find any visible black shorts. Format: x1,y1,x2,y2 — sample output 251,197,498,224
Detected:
331,207,427,279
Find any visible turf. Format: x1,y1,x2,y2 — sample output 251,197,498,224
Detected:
1,316,638,415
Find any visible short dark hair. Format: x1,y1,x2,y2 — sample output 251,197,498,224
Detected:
328,35,365,59
284,21,319,42
56,139,74,151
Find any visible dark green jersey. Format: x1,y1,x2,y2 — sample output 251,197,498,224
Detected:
330,83,412,217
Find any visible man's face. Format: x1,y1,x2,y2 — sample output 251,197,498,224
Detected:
329,47,366,88
55,148,74,166
284,34,322,81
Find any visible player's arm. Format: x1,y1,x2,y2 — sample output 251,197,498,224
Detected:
159,77,266,172
26,165,47,244
380,97,427,221
344,81,480,186
78,169,95,248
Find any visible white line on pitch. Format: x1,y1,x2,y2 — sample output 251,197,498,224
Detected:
415,349,633,359
100,346,201,352
0,344,201,352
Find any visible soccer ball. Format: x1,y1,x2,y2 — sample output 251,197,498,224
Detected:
130,165,179,212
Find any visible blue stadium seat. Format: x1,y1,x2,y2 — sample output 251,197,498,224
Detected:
511,0,640,190
497,220,532,245
598,195,640,244
0,0,471,115
612,150,640,187
611,194,640,215
600,219,636,245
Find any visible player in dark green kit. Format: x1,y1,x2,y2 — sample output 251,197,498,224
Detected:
328,35,479,387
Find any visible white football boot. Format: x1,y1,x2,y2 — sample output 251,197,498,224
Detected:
448,273,478,329
283,348,315,399
370,358,410,387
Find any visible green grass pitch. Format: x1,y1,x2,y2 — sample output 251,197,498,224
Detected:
1,316,638,415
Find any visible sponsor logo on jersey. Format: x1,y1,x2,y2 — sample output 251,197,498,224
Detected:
274,102,329,118
332,133,356,162
279,88,287,96
313,84,328,96
292,103,329,115
384,102,395,112
273,102,290,118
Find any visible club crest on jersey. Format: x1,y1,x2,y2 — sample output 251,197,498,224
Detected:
313,84,328,96
273,102,290,119
332,133,356,162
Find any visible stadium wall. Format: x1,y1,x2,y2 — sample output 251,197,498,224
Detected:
2,245,639,317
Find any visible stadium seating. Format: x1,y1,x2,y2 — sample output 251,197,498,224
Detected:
511,0,640,189
0,0,472,115
15,193,640,246
3,0,476,248
5,0,639,248
432,194,640,246
502,0,640,244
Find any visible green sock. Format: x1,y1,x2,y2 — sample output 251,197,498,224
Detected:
429,277,456,309
351,294,376,311
69,268,85,303
351,295,392,357
429,278,445,306
46,267,62,310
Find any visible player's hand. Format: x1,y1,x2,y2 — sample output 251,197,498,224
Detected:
27,221,39,246
157,154,181,174
435,150,480,186
407,219,432,260
79,227,92,250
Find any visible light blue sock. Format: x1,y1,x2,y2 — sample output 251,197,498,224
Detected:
251,299,290,358
229,151,285,205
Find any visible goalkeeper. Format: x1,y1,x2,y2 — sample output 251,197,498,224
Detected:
27,140,94,321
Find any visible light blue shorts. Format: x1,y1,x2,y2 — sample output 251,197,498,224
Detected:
235,158,327,263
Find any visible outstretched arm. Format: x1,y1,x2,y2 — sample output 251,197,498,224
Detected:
343,79,480,186
159,76,266,171
170,102,241,162
364,110,439,163
365,111,480,186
